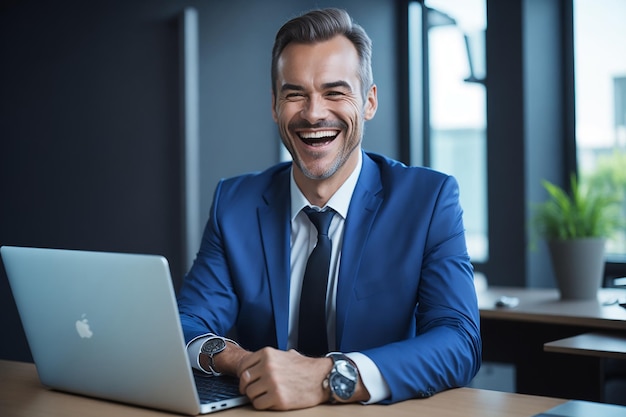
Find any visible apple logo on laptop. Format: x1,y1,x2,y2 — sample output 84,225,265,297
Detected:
75,314,93,338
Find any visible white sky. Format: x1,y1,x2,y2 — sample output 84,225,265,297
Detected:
574,0,626,147
423,0,626,146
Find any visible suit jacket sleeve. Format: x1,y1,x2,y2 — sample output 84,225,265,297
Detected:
352,170,481,403
177,163,293,351
177,178,241,344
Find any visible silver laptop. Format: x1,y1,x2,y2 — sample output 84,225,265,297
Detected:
1,245,249,415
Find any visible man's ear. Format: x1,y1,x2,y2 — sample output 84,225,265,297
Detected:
271,91,278,122
363,84,378,120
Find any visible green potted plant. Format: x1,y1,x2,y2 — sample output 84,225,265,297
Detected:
531,173,624,300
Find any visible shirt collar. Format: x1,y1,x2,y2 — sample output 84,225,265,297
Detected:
290,151,363,221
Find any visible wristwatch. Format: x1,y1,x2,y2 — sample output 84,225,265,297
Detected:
323,353,358,403
200,337,226,375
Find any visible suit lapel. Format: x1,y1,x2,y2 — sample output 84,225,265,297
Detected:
335,154,383,348
258,168,291,350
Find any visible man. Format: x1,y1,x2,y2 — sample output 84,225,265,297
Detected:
177,7,481,411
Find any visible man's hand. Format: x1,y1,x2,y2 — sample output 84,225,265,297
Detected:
236,348,333,410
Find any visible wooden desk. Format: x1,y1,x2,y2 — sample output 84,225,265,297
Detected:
478,287,626,329
544,332,626,360
0,360,565,417
478,286,626,402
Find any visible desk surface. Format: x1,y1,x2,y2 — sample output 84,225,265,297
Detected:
478,287,626,330
0,360,565,417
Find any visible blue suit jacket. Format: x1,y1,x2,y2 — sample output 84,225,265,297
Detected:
177,151,481,403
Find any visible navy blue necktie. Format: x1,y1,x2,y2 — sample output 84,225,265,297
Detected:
298,207,335,357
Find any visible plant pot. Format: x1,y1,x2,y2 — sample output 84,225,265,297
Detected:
547,238,606,300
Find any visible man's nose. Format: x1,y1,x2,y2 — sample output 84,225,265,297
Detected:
300,95,328,122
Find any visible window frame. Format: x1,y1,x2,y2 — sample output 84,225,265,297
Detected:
402,0,626,287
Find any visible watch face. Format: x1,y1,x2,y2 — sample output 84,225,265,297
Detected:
201,338,226,355
330,360,357,400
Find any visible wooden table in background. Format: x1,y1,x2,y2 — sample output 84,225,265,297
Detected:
544,332,626,360
478,286,626,402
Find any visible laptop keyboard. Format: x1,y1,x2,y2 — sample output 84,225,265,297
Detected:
194,373,243,403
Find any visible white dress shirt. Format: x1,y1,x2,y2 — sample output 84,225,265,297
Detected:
288,152,389,403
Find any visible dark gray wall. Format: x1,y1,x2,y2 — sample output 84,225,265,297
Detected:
484,0,567,287
0,0,399,361
523,0,565,288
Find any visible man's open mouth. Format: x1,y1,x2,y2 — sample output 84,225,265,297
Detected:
298,130,340,146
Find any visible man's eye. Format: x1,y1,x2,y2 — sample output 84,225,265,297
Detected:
326,91,346,98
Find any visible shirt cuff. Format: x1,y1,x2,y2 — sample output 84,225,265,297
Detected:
345,351,391,404
187,334,214,374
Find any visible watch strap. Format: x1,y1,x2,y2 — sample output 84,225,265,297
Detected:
326,352,347,362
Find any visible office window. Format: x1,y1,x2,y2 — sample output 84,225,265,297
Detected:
409,0,488,262
574,0,626,261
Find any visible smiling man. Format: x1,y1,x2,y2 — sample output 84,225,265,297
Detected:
177,8,481,411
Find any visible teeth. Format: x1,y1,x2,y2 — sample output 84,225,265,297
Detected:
299,130,338,139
